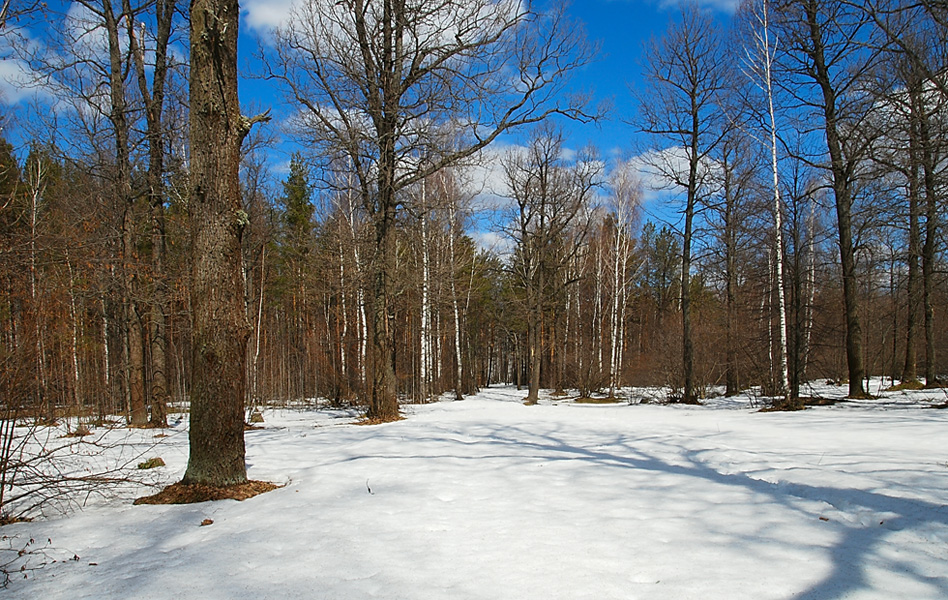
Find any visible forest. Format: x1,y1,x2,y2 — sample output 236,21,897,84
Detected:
0,0,946,463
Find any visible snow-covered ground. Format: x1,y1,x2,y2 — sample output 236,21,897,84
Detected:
3,383,948,599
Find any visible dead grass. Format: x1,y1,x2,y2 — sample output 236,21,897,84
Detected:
887,380,926,392
802,397,839,406
134,480,280,505
62,425,92,438
0,515,31,526
574,397,622,404
137,457,166,470
355,414,405,426
760,397,806,412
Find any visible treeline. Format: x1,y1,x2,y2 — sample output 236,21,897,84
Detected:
1,0,947,427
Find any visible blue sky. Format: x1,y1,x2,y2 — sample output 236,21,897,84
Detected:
0,0,739,237
557,0,678,156
232,0,739,169
0,0,739,164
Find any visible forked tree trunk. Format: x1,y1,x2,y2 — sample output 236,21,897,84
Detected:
102,0,147,426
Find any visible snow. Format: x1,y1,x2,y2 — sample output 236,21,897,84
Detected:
4,383,948,599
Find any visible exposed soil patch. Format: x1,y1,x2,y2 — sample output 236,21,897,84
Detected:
575,397,622,404
802,396,839,406
134,480,280,505
760,396,841,412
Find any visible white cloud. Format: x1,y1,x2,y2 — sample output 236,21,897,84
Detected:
656,0,740,14
64,1,113,60
0,26,52,106
471,229,513,255
461,142,520,210
0,55,39,104
243,0,298,33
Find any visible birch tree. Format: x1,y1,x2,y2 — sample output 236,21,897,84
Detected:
606,165,639,398
741,0,790,402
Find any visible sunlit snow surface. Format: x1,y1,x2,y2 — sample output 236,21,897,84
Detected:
4,381,948,599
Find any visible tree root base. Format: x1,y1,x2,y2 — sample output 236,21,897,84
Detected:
134,480,279,505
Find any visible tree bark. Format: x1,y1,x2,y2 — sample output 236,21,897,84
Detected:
801,0,867,398
127,0,175,427
920,114,938,386
902,122,921,383
183,0,253,486
102,0,148,425
681,133,698,405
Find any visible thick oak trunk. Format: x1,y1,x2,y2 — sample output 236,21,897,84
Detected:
183,0,250,486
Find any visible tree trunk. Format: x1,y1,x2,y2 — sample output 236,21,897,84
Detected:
102,0,148,425
902,131,921,383
127,299,147,425
921,133,937,387
448,198,465,400
763,0,790,402
723,160,739,397
183,0,251,486
127,0,174,427
527,305,542,404
802,0,866,398
367,194,400,421
681,143,698,405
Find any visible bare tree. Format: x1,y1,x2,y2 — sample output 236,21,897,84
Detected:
127,0,179,427
864,8,948,387
637,3,727,403
262,0,596,421
739,0,792,402
773,0,882,398
503,127,598,404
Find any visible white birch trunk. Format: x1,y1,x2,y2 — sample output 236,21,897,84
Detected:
252,247,266,404
341,174,367,386
28,155,47,409
595,239,603,376
101,293,111,405
449,197,463,400
609,224,621,397
761,0,790,401
419,183,431,400
338,242,348,376
66,249,81,408
743,0,789,401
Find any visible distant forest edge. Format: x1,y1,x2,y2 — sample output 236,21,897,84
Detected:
0,0,946,428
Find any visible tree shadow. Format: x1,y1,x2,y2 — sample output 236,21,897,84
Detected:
375,420,948,599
